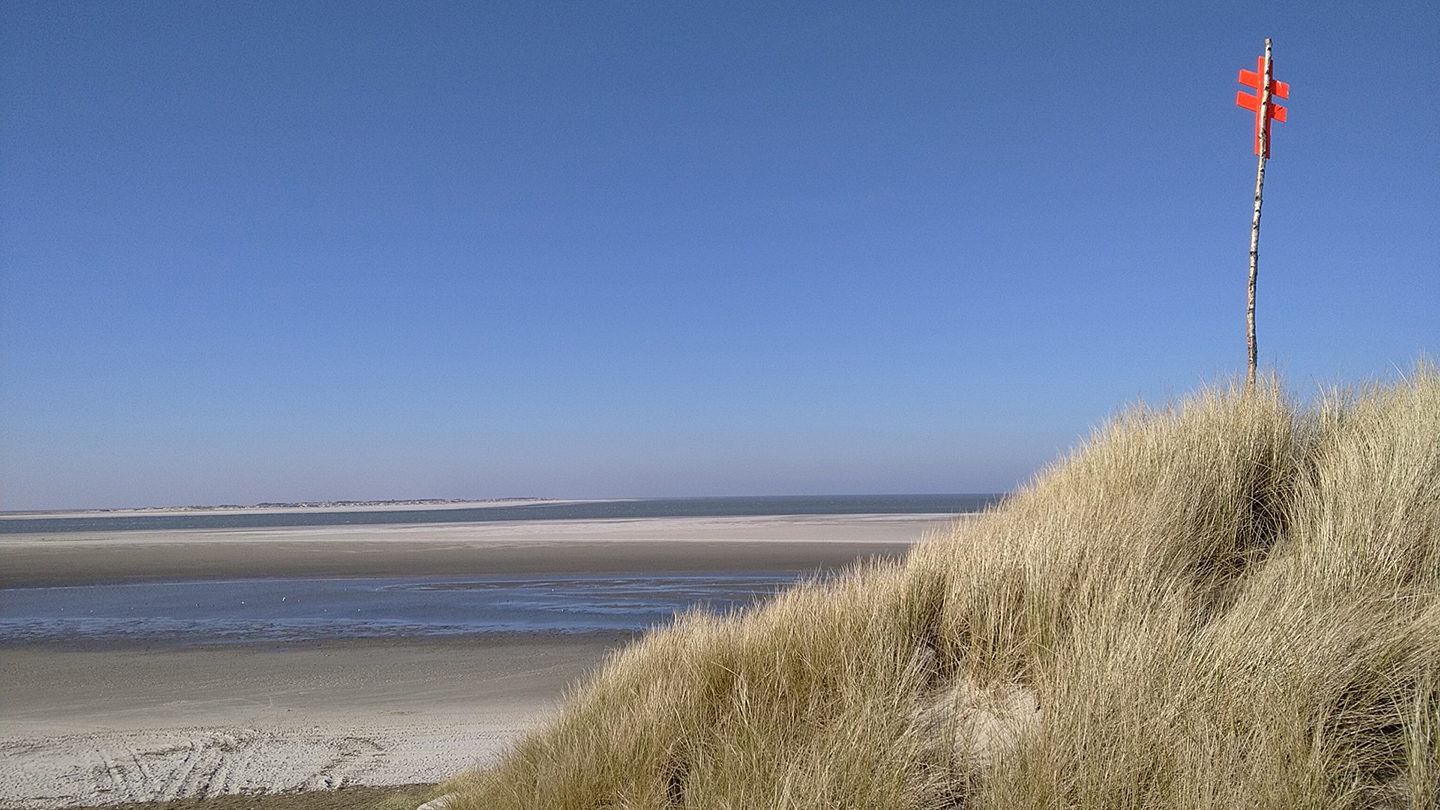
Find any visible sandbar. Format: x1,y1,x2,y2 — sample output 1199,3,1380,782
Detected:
0,513,953,589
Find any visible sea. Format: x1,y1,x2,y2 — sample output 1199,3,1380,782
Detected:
0,494,998,647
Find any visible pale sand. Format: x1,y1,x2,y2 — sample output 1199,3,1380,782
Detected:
0,513,959,807
0,637,620,808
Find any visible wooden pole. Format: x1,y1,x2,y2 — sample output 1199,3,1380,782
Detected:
1246,38,1273,390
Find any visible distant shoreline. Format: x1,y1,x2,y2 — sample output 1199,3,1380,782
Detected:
0,493,1000,535
0,497,590,519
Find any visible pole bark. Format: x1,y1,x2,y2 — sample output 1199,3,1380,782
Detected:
1246,38,1273,390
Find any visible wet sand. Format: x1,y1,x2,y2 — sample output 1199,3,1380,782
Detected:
0,513,955,808
0,513,940,589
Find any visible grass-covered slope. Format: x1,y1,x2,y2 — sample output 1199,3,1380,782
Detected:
445,369,1439,809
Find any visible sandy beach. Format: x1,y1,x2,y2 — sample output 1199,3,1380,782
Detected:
0,637,617,807
0,512,954,808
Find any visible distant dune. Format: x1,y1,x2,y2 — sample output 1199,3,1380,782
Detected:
443,367,1439,809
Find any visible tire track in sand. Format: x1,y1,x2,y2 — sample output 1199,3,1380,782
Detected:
1,728,423,808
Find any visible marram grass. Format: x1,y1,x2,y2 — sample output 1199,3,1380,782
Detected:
444,367,1439,809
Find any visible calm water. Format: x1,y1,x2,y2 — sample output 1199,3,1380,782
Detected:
1,495,995,647
0,573,802,647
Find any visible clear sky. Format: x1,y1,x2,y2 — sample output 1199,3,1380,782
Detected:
2,1,1436,510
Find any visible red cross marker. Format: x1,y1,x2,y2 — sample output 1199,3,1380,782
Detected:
1236,54,1289,158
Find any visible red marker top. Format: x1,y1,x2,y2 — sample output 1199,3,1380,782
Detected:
1236,55,1288,158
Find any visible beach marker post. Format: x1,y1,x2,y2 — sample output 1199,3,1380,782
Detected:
1236,38,1288,389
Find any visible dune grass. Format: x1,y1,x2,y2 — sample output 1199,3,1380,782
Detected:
443,366,1439,809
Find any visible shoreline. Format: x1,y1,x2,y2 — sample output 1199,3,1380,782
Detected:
0,512,962,808
0,496,995,539
0,499,598,521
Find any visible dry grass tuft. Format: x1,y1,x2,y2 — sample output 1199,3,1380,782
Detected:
444,365,1440,809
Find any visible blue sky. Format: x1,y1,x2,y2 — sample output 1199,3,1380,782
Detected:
2,1,1436,510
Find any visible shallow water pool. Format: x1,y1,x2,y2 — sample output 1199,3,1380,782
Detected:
0,573,803,646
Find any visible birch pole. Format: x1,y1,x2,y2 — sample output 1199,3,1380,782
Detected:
1245,38,1273,390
